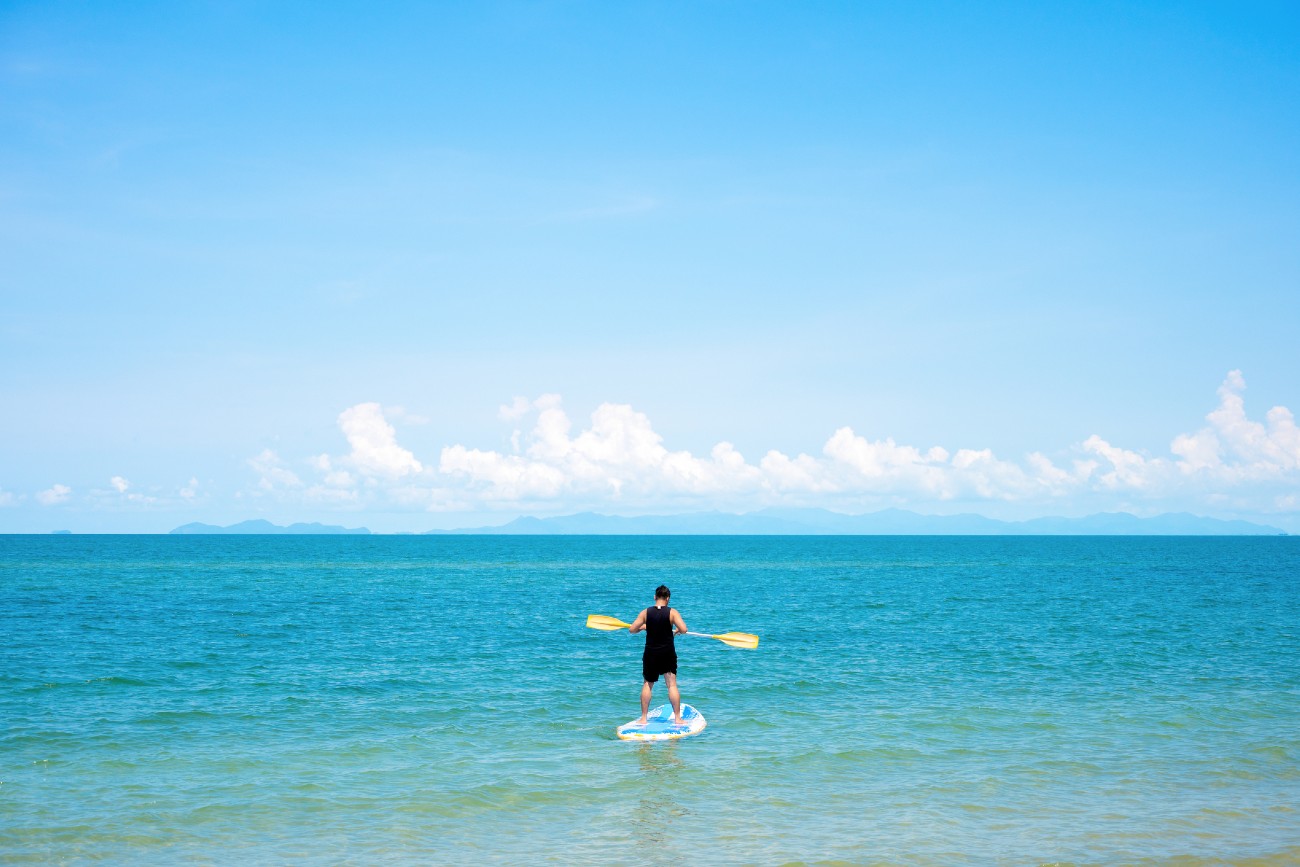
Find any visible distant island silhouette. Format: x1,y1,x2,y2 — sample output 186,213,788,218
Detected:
170,509,1286,536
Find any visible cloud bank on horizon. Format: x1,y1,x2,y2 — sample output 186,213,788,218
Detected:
223,370,1296,520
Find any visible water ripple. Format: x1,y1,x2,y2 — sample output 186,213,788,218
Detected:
1,535,1297,864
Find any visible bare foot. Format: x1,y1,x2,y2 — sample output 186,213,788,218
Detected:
635,718,647,726
673,717,684,726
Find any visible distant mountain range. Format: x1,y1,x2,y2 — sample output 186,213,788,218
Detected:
170,519,371,535
167,510,1286,536
421,508,1286,536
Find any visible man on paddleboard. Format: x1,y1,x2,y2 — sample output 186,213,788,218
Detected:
627,585,688,726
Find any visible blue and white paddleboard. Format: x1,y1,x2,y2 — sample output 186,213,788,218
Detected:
616,703,706,741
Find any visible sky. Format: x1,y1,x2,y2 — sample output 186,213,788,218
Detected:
2,1,1298,533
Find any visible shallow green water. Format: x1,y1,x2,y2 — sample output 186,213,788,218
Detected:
2,535,1298,864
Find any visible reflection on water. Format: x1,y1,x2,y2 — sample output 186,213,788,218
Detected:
628,742,690,856
636,741,684,774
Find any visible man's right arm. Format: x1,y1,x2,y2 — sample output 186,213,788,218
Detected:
628,609,647,634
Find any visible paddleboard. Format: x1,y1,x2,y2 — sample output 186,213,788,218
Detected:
616,703,706,741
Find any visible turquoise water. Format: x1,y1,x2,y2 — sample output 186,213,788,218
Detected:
2,536,1298,865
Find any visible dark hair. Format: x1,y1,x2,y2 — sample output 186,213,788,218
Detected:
654,584,671,600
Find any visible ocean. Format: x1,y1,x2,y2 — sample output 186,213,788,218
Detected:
2,535,1297,865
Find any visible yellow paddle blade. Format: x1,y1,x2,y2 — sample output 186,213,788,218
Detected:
711,632,760,650
586,614,632,631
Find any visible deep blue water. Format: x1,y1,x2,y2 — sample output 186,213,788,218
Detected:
2,535,1298,864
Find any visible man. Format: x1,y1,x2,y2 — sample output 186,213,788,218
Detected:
627,584,688,726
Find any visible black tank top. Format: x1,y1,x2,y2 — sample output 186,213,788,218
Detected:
645,605,674,651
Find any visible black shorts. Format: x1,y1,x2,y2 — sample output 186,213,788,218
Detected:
642,647,678,684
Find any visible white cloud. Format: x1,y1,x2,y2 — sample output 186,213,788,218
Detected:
91,478,158,506
433,374,1300,512
1081,435,1166,490
441,400,764,503
254,371,1300,518
37,484,72,505
759,449,836,493
438,399,1107,508
498,396,532,422
820,428,953,496
337,403,423,478
248,449,302,491
180,477,199,500
1170,370,1300,482
269,404,423,505
0,487,19,507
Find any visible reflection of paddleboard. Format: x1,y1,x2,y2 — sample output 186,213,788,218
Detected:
617,703,706,741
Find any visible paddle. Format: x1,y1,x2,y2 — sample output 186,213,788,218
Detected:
585,614,760,650
685,631,760,650
585,614,633,631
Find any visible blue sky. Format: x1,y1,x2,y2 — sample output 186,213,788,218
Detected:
2,1,1298,532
